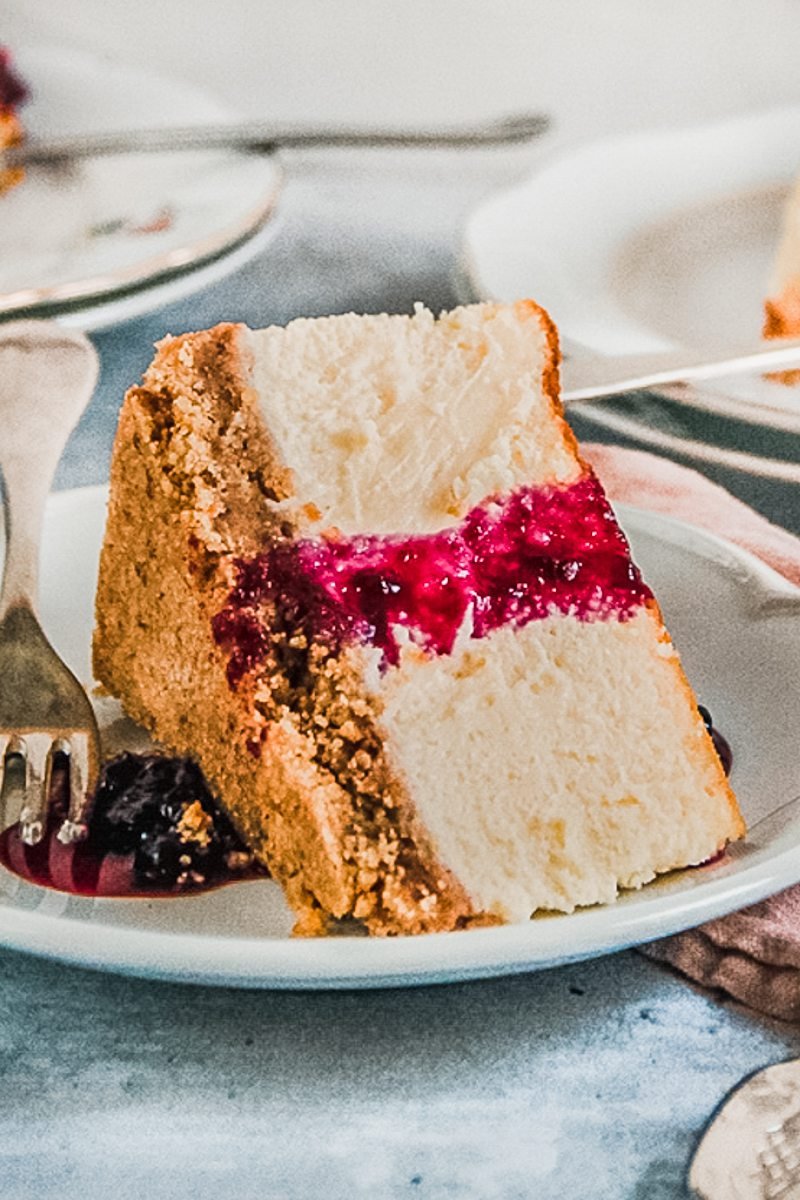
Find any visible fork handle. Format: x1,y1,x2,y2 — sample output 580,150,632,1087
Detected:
4,112,551,167
0,322,99,619
561,336,800,402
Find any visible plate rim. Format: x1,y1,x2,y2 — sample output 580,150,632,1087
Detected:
0,180,283,319
460,103,800,431
461,101,800,316
0,44,283,328
2,484,799,989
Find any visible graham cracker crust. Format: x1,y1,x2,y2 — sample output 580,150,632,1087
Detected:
764,285,800,386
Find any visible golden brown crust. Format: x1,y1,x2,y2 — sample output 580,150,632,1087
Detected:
93,322,476,935
534,286,742,846
642,600,745,844
764,285,800,385
535,297,741,843
764,284,800,338
509,298,595,479
0,110,24,195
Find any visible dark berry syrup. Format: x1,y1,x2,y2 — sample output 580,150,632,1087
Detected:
214,474,654,681
698,704,733,777
0,752,265,898
0,47,29,112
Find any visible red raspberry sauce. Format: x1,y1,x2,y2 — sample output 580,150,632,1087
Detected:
213,474,652,683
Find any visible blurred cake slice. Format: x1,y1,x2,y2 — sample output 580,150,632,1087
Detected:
764,176,800,382
93,301,744,935
0,47,28,195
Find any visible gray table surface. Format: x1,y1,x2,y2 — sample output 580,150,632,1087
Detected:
5,153,800,1199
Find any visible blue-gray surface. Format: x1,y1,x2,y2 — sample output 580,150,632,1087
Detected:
5,153,800,1199
2,947,799,1200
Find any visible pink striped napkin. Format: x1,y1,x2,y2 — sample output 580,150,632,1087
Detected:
585,443,800,1023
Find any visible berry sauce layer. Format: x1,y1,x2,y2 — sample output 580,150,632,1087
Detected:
213,473,653,683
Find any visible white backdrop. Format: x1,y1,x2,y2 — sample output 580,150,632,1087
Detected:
5,0,800,142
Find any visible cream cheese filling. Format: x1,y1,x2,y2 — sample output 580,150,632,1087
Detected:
249,303,580,537
375,610,735,921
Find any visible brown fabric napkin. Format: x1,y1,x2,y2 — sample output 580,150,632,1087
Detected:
584,442,800,1023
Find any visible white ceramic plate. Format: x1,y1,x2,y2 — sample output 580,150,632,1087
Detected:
1,485,799,989
0,46,282,331
462,107,800,428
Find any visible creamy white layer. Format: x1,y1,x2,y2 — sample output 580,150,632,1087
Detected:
772,176,800,296
249,302,579,537
375,609,739,920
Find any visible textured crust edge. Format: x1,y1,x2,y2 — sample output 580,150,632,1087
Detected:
764,284,800,386
640,600,745,846
0,110,24,195
518,299,742,843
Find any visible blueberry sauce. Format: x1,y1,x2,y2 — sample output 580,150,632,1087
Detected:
213,474,653,681
698,704,733,777
0,753,264,898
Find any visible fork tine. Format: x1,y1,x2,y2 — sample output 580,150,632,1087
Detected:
57,732,95,845
19,732,52,846
0,324,100,857
42,741,56,814
0,734,10,827
0,735,27,832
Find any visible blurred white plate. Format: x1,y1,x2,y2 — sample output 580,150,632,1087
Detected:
0,46,282,331
463,107,800,428
0,486,799,988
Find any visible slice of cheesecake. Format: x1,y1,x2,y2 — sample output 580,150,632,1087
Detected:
93,301,744,935
0,47,28,196
764,175,800,382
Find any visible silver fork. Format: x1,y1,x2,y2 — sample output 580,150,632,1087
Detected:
0,320,100,846
2,111,551,169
